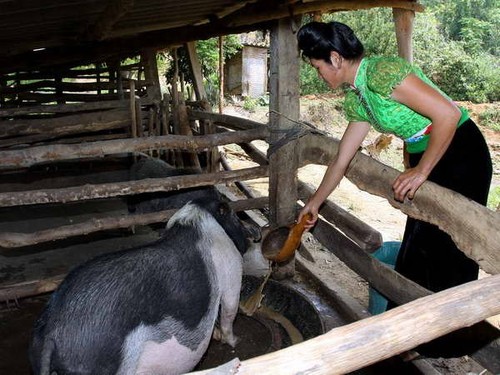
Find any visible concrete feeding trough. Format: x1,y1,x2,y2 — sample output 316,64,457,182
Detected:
195,275,326,371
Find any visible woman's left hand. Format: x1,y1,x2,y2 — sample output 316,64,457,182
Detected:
392,168,428,202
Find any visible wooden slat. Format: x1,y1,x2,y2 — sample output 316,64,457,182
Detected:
0,127,269,169
0,166,269,207
189,109,267,130
0,197,269,248
299,182,383,252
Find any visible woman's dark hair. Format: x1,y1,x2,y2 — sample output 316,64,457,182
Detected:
297,21,364,62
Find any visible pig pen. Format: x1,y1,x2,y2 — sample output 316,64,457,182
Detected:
0,107,499,374
0,188,417,375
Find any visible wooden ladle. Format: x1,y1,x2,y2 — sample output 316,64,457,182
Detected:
261,213,312,263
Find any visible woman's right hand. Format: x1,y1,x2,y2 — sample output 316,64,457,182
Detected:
298,199,320,230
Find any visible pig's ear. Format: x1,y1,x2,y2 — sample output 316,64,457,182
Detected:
218,202,232,216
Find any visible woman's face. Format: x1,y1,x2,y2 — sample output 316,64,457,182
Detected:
310,56,343,89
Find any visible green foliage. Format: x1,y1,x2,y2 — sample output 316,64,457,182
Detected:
324,9,398,57
412,12,500,102
299,61,330,95
242,97,259,112
163,36,242,103
479,105,500,131
487,186,500,211
301,6,499,102
421,0,499,56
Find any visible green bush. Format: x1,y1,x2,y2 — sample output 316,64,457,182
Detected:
305,8,499,103
479,106,500,131
242,97,259,112
487,186,500,211
299,61,330,95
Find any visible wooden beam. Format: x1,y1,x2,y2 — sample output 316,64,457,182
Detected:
312,216,430,304
140,48,162,103
189,109,267,130
190,274,500,375
0,128,269,169
0,1,424,74
299,182,383,253
0,108,130,139
0,21,274,75
0,197,268,248
0,100,127,118
225,0,425,28
298,133,500,276
295,253,491,375
0,166,268,207
309,216,500,373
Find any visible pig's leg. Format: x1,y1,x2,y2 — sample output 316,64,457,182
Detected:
218,282,241,347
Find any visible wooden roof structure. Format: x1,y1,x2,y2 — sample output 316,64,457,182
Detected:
0,0,423,74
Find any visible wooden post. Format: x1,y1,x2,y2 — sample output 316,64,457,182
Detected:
268,17,301,278
393,8,415,62
185,41,218,172
141,48,162,104
268,17,301,226
129,80,137,140
185,42,207,101
218,36,224,114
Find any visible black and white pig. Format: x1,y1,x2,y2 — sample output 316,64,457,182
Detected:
29,196,256,375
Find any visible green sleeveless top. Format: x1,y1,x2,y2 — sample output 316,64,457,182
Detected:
344,56,469,153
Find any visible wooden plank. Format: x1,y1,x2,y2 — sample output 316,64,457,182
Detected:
189,109,267,130
299,182,383,252
190,274,500,375
298,133,500,276
312,216,430,305
0,197,269,248
227,0,425,28
0,79,149,95
0,108,130,138
0,127,269,169
0,100,127,117
0,166,269,207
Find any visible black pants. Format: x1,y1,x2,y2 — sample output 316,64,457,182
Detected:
394,119,496,358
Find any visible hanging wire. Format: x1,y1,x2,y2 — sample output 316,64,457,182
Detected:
266,109,327,157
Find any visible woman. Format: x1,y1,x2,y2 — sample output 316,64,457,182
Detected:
297,21,492,295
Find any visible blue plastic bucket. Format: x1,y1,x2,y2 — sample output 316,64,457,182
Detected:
368,241,401,315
